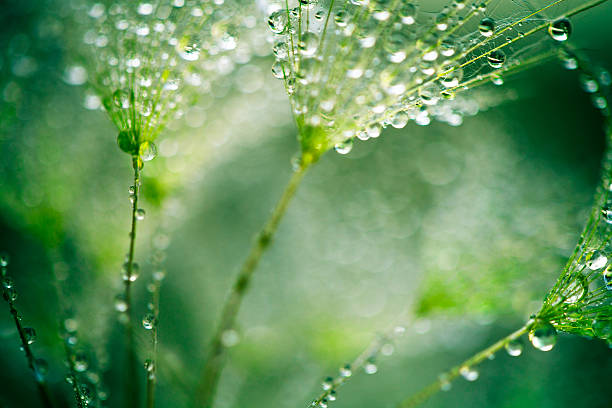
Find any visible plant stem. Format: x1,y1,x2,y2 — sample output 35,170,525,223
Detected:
397,323,531,408
194,161,310,407
64,342,85,408
146,276,162,408
124,156,141,408
1,264,55,408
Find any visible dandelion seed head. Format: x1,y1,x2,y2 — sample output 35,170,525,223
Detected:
266,0,586,159
67,0,264,157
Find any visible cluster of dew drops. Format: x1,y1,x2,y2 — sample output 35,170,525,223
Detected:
266,1,576,156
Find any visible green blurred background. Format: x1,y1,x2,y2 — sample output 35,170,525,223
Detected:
1,1,612,407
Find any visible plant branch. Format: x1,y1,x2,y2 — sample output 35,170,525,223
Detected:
396,323,531,408
194,161,310,407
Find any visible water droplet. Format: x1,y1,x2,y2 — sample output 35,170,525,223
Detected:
136,209,146,221
479,18,495,37
487,50,505,69
268,10,288,34
398,3,417,24
137,3,154,15
339,364,352,377
73,352,89,372
24,327,36,345
364,359,378,374
115,294,128,312
391,111,409,128
271,60,285,79
0,255,8,267
322,376,333,390
505,339,523,356
142,313,156,330
529,320,557,351
334,139,353,155
328,390,337,401
334,10,348,26
64,66,88,85
2,277,14,289
440,64,463,88
548,18,571,41
117,131,138,155
587,251,607,270
459,366,479,381
177,35,201,61
34,358,48,382
580,74,599,93
298,32,319,57
139,141,157,162
603,265,612,290
221,329,240,347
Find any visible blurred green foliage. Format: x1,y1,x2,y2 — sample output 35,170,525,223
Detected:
1,0,612,407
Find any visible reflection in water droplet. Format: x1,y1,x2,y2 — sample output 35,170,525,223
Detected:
529,320,557,351
478,18,495,37
548,19,571,41
505,339,523,357
459,366,479,381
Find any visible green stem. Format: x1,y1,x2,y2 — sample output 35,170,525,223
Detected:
397,324,531,408
1,265,55,408
124,156,141,408
194,160,311,407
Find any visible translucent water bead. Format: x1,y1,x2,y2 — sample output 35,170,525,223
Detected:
528,320,557,351
548,19,571,42
505,339,523,357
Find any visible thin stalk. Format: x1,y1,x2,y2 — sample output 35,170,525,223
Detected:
397,324,531,408
146,275,162,408
194,161,311,407
123,156,141,408
1,263,55,408
64,342,85,408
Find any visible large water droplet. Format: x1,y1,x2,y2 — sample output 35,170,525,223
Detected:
479,18,495,37
298,32,319,57
136,209,146,221
268,10,288,34
529,320,557,351
334,139,353,155
548,19,571,42
139,141,157,162
487,50,505,69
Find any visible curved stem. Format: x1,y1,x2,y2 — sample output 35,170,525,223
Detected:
123,156,141,408
194,161,311,407
1,265,55,408
397,324,530,408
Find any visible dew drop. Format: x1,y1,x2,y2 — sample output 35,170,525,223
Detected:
391,111,409,128
505,339,523,357
136,209,146,221
73,352,89,372
24,327,37,345
298,32,319,57
139,141,157,162
478,18,495,37
115,295,128,313
0,255,8,267
137,3,154,15
322,376,333,391
364,360,378,374
268,10,288,34
603,265,612,290
399,3,417,24
587,251,607,270
34,358,49,382
528,320,557,351
548,18,571,42
339,364,352,377
221,329,240,347
142,313,156,330
487,50,505,69
334,138,353,155
459,366,479,381
271,60,285,79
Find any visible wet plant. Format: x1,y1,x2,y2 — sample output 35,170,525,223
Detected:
391,50,612,408
195,1,609,406
65,1,258,406
1,256,54,408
